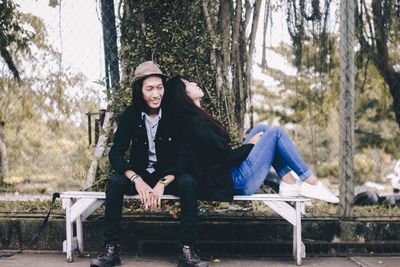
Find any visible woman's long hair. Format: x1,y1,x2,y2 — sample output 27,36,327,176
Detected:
166,76,230,141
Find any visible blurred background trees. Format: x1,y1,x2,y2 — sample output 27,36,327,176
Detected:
0,1,98,192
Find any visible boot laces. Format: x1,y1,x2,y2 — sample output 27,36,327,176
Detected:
182,245,200,261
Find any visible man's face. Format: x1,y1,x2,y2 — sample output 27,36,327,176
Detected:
141,75,164,111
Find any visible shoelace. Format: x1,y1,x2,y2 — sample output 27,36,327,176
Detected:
183,246,200,261
99,243,119,257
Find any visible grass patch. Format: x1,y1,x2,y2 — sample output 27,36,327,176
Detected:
0,200,62,213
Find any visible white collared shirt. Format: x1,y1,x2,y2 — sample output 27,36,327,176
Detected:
141,109,162,173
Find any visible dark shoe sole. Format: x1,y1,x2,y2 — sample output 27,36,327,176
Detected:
177,261,208,267
90,259,121,267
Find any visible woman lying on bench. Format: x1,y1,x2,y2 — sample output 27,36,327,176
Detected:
167,76,339,204
166,76,339,267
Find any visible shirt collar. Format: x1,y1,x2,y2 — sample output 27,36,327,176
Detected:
141,108,162,120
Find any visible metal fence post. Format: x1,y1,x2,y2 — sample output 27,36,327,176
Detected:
339,0,355,216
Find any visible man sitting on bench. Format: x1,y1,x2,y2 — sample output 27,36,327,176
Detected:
90,61,181,267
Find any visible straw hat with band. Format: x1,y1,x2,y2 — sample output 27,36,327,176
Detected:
130,61,169,87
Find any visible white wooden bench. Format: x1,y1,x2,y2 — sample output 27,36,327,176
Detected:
60,191,310,265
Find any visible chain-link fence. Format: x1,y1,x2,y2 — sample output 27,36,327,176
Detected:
252,0,400,217
1,0,399,223
0,0,108,194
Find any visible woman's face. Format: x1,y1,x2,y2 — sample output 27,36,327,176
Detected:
141,75,164,111
183,79,204,101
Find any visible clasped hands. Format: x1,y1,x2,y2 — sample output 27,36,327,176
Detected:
133,175,173,211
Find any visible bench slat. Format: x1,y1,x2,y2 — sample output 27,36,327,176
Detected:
60,191,310,202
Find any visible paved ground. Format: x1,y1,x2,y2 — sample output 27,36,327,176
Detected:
1,252,400,267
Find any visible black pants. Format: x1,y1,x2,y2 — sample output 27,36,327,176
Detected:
103,172,199,245
176,173,199,245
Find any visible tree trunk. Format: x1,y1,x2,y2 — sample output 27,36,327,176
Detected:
261,0,271,69
231,0,244,137
246,0,262,129
100,0,120,94
372,48,400,127
203,0,225,118
217,0,234,129
370,0,400,127
356,0,400,128
85,112,113,188
0,121,9,185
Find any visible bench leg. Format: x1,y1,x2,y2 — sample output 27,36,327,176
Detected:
293,219,297,259
65,198,74,262
295,202,302,265
76,215,84,256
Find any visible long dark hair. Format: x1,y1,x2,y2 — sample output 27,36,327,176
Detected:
166,76,230,141
131,75,168,114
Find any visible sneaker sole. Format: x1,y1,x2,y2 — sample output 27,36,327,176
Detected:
279,191,300,197
300,190,339,203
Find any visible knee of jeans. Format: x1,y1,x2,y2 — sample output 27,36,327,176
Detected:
106,174,125,192
271,127,286,139
254,123,269,132
176,174,198,192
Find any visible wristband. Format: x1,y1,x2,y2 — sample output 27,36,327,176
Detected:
129,173,139,182
158,177,169,185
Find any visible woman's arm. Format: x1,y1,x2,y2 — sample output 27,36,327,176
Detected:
187,116,253,166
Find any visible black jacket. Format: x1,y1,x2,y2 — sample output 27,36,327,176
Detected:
109,106,178,179
177,115,254,201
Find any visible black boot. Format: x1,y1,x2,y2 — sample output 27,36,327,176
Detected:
177,245,208,267
90,241,121,267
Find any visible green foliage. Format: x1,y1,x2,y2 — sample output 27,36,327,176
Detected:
0,200,62,213
284,0,333,70
99,0,229,188
0,0,34,80
48,0,60,8
256,41,339,175
354,62,400,157
0,1,32,49
117,0,216,115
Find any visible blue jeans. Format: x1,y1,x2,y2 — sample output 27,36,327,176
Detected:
231,124,312,195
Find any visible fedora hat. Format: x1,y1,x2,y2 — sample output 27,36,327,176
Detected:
130,61,169,86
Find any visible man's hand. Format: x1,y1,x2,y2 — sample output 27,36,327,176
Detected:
150,175,174,211
151,182,165,211
133,177,154,210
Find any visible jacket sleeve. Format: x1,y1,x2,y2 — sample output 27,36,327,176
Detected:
227,144,254,166
175,139,192,175
188,117,253,167
108,109,132,175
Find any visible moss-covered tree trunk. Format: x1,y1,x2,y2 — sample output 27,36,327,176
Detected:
117,0,262,138
100,0,120,93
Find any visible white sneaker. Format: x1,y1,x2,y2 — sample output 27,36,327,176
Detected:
279,181,300,197
299,181,339,203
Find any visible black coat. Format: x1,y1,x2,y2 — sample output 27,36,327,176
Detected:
177,115,254,201
109,106,178,179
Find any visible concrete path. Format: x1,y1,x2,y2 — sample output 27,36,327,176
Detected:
1,252,400,267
